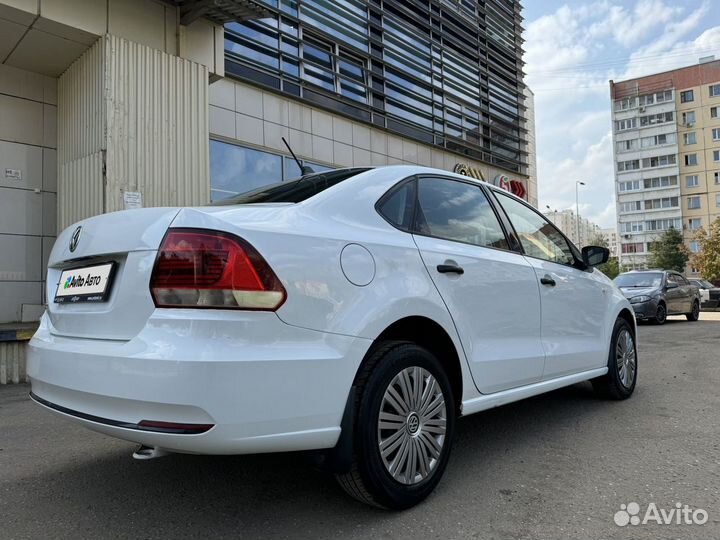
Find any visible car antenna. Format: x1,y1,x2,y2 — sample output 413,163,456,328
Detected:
282,137,314,175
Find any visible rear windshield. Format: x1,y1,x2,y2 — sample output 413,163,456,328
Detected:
614,272,663,288
211,168,371,205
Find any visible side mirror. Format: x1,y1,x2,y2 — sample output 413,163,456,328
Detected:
582,245,609,267
666,282,678,289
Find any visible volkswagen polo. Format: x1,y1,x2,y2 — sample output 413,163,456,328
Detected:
28,166,636,509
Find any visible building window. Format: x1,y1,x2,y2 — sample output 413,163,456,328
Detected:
209,140,332,201
619,200,642,213
686,175,699,187
301,36,368,103
714,150,720,162
713,128,720,141
717,194,720,208
620,221,643,233
685,154,698,166
680,90,694,102
618,180,641,191
711,106,718,118
689,241,700,253
639,90,672,105
639,112,673,127
642,154,676,169
688,196,701,210
688,218,702,230
621,242,644,254
646,218,681,231
617,159,640,172
682,111,695,125
644,196,679,210
710,84,720,97
715,171,720,184
615,118,637,131
617,139,638,152
299,0,369,51
614,97,637,111
641,133,674,148
643,175,677,189
683,132,696,145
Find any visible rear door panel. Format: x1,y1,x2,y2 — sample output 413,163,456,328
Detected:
413,236,545,394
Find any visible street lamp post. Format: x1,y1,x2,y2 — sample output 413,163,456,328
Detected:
575,181,585,245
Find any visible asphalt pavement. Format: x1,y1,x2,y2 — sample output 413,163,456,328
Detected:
1,315,719,539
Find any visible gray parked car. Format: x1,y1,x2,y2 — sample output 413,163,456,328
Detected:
614,270,701,324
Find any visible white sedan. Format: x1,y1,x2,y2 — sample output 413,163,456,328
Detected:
28,166,636,509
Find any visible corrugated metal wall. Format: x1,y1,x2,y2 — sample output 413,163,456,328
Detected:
57,34,209,230
57,37,107,231
105,35,209,212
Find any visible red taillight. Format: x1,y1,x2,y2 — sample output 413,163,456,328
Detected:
150,229,286,311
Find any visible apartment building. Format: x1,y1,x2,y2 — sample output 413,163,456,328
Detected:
600,227,619,257
543,209,602,247
610,58,720,273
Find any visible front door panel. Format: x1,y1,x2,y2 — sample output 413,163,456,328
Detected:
526,259,610,378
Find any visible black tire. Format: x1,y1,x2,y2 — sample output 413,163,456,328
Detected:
335,342,456,510
653,303,667,325
686,300,700,322
592,318,637,400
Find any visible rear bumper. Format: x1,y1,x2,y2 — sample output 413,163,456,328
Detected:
27,311,371,455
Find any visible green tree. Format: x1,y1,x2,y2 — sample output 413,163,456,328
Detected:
587,233,620,279
647,227,688,272
692,218,720,281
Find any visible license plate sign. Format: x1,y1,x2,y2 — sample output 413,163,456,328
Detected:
54,263,115,303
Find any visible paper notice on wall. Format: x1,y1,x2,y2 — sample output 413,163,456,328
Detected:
123,191,143,210
5,168,21,180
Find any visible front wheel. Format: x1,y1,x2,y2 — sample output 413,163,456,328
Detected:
592,318,637,400
686,300,700,321
653,303,667,325
335,343,456,510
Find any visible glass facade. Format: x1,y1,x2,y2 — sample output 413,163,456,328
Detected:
224,0,527,174
210,139,332,201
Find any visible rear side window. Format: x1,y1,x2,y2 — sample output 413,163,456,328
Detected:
378,181,416,231
414,177,509,250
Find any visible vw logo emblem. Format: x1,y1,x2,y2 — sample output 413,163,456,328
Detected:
406,413,420,435
69,226,82,252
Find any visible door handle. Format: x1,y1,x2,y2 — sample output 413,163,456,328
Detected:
437,264,464,275
540,274,556,286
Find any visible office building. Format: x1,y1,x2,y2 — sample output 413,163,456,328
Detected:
0,0,535,378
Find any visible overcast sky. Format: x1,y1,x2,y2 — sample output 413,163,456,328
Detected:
522,0,720,228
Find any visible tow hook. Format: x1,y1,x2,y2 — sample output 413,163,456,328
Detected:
132,445,169,460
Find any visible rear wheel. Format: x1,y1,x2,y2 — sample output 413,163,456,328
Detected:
335,342,455,510
592,318,637,400
686,300,700,322
653,303,667,325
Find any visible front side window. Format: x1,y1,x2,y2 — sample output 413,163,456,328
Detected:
414,178,509,250
494,192,575,266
